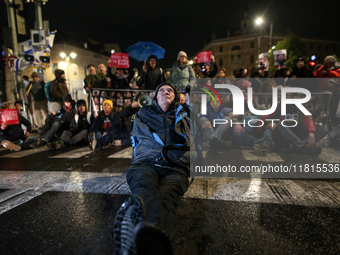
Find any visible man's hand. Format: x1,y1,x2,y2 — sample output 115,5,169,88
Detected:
266,123,277,131
132,101,139,108
25,132,30,138
233,124,244,136
142,65,147,72
86,84,93,92
1,122,8,130
102,132,108,137
211,55,215,62
25,92,29,96
201,120,212,129
194,57,197,63
304,133,315,146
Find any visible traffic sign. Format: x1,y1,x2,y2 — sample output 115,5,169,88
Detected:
6,55,17,71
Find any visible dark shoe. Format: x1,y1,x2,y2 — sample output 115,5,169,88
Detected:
88,132,96,150
134,221,173,255
210,137,231,150
2,140,21,151
114,196,145,255
253,141,272,156
300,146,322,157
30,139,47,148
47,141,67,150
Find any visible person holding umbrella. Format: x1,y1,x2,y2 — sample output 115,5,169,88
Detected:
137,55,164,90
167,51,196,90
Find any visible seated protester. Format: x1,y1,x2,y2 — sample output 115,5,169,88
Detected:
110,68,135,89
199,95,231,150
260,96,328,156
1,102,32,150
29,102,75,148
231,91,274,155
88,100,128,150
48,99,95,149
63,94,76,116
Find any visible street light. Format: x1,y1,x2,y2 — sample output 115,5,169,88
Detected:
255,18,262,25
255,17,273,59
189,60,193,65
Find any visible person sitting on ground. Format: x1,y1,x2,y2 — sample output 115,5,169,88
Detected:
48,99,95,149
114,82,194,255
88,100,126,150
179,93,187,106
63,94,76,116
29,102,75,148
1,102,31,150
199,94,232,150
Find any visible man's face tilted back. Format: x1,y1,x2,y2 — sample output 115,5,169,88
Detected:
156,85,175,112
149,58,157,69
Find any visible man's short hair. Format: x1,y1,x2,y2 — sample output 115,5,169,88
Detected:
14,100,23,106
87,64,95,69
31,72,38,78
22,75,29,81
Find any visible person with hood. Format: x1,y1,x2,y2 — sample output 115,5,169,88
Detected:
62,94,76,116
87,99,123,150
114,82,194,255
50,69,69,105
167,51,196,90
137,55,164,90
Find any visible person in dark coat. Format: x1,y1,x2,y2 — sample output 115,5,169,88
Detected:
114,82,194,255
137,55,164,90
50,69,69,105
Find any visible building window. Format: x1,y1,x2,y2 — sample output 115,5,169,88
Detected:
237,54,241,62
250,55,255,64
84,43,88,49
231,55,235,63
325,45,329,51
231,45,241,51
310,44,313,50
318,44,321,51
219,46,223,52
219,58,223,67
250,41,255,48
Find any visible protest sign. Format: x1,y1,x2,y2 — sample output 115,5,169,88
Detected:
0,109,19,125
109,53,130,68
196,51,212,63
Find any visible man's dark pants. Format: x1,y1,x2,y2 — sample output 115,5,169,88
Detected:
126,162,189,234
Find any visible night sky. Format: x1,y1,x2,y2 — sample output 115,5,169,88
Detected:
1,0,340,68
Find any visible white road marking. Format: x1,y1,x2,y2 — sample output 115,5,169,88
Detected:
319,147,340,163
0,147,50,158
49,147,93,158
107,147,133,158
242,150,284,162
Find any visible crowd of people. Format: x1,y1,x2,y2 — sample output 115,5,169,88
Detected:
1,51,340,254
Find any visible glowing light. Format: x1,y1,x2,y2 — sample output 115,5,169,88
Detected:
111,49,115,54
189,60,193,65
59,61,67,69
60,52,66,58
255,18,263,25
311,55,316,61
70,52,77,59
272,46,275,49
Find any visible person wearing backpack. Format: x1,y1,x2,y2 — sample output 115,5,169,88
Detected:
49,69,69,105
25,72,48,129
167,51,196,91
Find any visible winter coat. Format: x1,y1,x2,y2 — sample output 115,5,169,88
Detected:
74,112,94,133
137,55,164,90
27,80,46,101
84,73,107,91
50,79,69,102
40,110,75,136
131,83,194,171
89,110,122,134
1,113,31,135
167,62,196,89
110,69,135,89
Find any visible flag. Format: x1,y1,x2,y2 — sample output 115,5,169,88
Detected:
44,31,57,52
18,39,33,55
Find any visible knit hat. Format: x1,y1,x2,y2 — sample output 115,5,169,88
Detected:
63,94,72,102
55,69,65,78
204,62,211,66
296,55,305,63
31,72,38,78
177,51,187,60
50,102,61,112
76,99,86,106
103,99,113,109
324,55,337,63
154,82,179,103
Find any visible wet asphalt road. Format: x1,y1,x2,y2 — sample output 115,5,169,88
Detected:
0,144,340,254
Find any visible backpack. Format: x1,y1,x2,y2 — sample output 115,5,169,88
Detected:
44,81,53,102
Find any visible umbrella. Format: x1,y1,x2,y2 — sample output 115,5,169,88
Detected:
126,41,165,61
